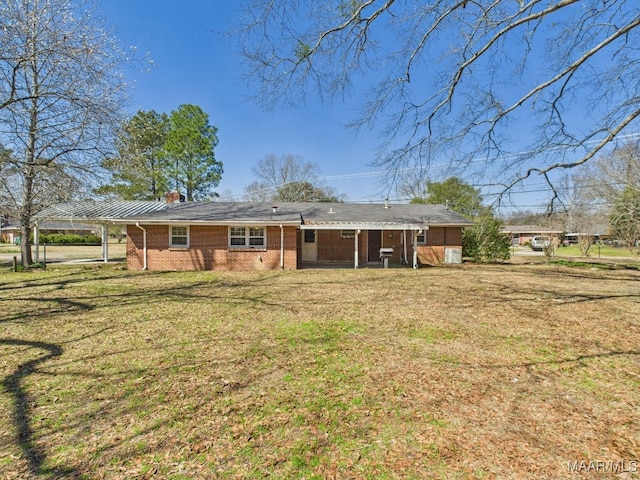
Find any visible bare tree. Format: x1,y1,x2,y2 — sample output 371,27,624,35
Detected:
397,169,427,202
243,180,273,202
556,173,607,256
237,0,640,196
251,154,321,191
0,0,128,265
610,190,640,257
586,141,640,255
244,154,344,202
587,142,640,204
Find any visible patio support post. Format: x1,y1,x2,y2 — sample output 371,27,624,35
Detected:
280,224,284,270
403,230,408,264
413,230,419,269
354,230,360,269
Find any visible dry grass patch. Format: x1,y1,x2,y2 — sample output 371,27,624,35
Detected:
1,264,639,479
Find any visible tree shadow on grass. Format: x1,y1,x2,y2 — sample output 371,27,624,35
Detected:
1,338,76,479
464,348,640,371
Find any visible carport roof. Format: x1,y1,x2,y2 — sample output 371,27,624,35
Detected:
36,201,169,223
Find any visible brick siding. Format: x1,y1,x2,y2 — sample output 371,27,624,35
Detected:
418,227,463,265
311,228,463,266
127,224,298,271
126,224,464,270
316,230,365,263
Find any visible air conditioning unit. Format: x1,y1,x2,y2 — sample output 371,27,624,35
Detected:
445,248,462,264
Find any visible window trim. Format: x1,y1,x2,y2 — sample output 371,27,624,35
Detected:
228,226,266,249
170,225,189,248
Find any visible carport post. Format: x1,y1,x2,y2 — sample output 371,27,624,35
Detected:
34,221,40,263
101,225,108,263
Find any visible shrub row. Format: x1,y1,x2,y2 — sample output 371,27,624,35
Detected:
35,233,102,245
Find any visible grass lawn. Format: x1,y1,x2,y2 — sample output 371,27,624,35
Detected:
0,244,21,254
553,244,636,258
1,264,639,479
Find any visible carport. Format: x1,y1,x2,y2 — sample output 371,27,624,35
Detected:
34,201,169,263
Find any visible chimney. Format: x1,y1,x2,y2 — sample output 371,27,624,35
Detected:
272,206,278,214
384,197,390,209
165,192,181,204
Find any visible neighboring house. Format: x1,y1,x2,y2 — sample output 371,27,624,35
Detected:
0,221,96,244
501,225,563,246
564,224,610,245
37,200,473,271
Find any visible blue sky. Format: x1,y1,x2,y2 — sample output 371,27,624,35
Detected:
100,1,636,213
101,1,391,203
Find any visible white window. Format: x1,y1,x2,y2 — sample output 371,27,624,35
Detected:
229,226,266,248
341,229,356,238
416,230,426,245
170,226,189,247
230,227,246,246
249,227,265,246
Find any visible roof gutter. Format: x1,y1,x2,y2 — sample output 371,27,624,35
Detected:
111,219,302,227
300,223,429,230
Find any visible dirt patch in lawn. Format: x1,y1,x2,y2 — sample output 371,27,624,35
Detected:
1,264,638,479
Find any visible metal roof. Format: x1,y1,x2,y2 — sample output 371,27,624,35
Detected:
36,201,169,223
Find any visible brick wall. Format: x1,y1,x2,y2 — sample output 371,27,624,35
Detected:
375,230,406,263
126,224,298,271
316,230,366,263
126,224,465,270
417,227,464,264
313,229,432,265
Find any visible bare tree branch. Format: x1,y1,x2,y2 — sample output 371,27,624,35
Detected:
0,0,129,265
238,0,640,197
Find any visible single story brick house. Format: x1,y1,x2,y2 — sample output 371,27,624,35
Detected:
500,225,563,246
36,200,472,270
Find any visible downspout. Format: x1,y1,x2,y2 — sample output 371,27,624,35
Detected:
402,230,407,264
135,222,148,270
413,230,421,269
280,224,284,270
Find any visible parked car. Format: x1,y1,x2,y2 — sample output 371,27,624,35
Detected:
531,235,550,251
